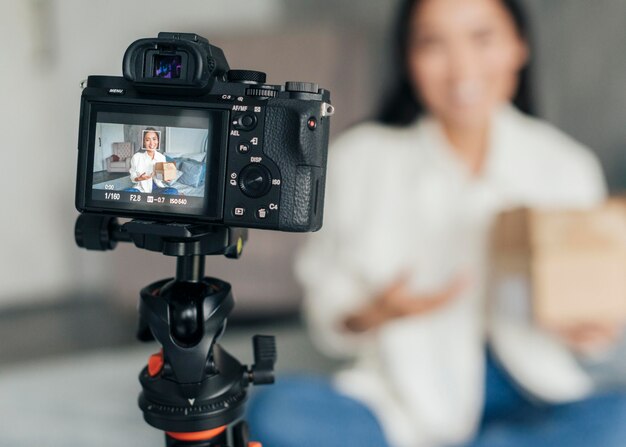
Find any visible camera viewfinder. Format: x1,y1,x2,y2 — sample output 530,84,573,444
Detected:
153,54,182,79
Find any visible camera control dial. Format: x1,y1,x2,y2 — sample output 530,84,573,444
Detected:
239,164,272,198
227,69,267,84
285,81,319,94
246,87,278,98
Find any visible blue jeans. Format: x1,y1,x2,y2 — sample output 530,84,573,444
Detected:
246,354,626,447
124,181,178,195
247,375,389,447
465,353,626,447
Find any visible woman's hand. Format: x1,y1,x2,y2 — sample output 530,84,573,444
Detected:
135,172,152,182
343,274,469,333
548,323,624,356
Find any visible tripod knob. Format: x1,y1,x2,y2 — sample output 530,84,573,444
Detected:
250,335,276,385
75,214,119,250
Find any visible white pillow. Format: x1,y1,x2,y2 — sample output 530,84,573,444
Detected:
184,152,206,162
165,152,205,162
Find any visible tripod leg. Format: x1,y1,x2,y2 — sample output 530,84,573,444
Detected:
231,421,263,447
231,421,249,447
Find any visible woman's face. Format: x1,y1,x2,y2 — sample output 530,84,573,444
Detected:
144,131,159,151
407,0,528,129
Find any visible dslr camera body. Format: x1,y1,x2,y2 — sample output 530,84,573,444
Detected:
75,32,333,232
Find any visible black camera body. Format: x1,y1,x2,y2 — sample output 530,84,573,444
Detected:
76,32,333,232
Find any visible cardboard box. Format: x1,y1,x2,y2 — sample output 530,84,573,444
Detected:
154,162,177,182
490,199,626,327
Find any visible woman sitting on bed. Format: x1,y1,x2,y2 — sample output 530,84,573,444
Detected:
128,128,178,195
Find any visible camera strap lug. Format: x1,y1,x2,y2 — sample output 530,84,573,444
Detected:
321,102,335,117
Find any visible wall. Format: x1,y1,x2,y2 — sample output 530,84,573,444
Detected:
1,0,626,312
0,0,286,305
525,0,626,191
0,0,373,309
94,123,125,171
167,128,207,156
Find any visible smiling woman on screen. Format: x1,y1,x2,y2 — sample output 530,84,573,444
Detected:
128,128,178,195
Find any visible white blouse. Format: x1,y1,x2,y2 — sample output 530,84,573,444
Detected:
296,105,607,447
129,150,168,193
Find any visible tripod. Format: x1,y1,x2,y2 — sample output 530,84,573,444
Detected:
75,215,276,447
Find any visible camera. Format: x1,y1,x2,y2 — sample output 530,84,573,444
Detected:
75,32,334,232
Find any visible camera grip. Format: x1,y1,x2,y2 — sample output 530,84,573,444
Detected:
264,100,330,232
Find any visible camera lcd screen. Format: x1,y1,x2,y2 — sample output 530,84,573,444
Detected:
88,105,226,218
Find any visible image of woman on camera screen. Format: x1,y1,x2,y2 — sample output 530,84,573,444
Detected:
248,0,626,446
128,128,178,194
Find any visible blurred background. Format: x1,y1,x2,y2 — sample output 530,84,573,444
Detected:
1,0,626,445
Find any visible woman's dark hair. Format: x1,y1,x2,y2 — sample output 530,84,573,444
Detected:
378,0,535,126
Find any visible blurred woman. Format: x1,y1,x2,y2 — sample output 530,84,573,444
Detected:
248,0,626,446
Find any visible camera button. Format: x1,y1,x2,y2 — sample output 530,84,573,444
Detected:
238,143,250,154
256,208,268,220
233,207,246,217
233,113,258,131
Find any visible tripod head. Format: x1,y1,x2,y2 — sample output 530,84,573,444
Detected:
75,214,276,447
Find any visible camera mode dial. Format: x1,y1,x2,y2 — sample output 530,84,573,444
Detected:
239,164,272,198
